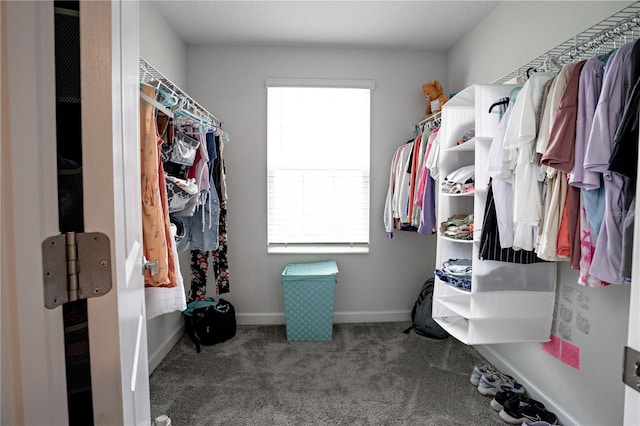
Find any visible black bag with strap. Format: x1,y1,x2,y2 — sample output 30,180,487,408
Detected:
182,298,236,353
403,277,449,339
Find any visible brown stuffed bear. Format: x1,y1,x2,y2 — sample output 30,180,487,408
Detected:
422,80,449,118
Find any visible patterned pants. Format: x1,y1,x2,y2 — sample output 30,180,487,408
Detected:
188,201,230,302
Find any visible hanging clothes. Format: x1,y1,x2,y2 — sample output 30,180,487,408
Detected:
175,147,220,252
186,131,230,299
415,128,438,208
502,72,556,252
535,62,580,261
407,133,422,224
487,103,516,248
541,60,587,267
188,250,208,302
145,223,187,318
211,201,231,295
140,85,178,288
211,135,231,295
383,140,414,237
479,179,547,264
417,128,439,235
609,39,640,280
577,194,609,287
585,41,635,284
568,55,607,286
570,56,606,190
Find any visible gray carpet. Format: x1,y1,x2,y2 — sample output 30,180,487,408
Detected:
149,322,505,425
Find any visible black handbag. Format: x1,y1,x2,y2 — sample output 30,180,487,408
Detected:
182,298,236,353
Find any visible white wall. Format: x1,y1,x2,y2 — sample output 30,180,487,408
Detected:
139,1,187,87
447,1,633,91
139,1,188,373
186,45,445,324
448,2,634,425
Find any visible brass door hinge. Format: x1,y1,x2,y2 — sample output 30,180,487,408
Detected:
42,232,112,309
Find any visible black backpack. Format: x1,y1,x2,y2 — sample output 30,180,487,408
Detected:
403,278,449,339
183,298,236,353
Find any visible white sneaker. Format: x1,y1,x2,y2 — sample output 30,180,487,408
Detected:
470,363,498,386
478,372,525,396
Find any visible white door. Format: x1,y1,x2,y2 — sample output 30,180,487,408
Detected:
81,1,150,425
1,1,150,425
625,122,640,423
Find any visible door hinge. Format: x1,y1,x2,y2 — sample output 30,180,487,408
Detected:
623,346,640,393
42,232,112,309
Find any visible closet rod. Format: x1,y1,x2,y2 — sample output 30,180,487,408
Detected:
414,111,441,133
139,57,222,128
493,1,640,84
140,90,174,118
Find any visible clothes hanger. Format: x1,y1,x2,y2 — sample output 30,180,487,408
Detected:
488,97,509,113
140,82,175,118
139,65,176,107
175,109,210,126
174,100,215,131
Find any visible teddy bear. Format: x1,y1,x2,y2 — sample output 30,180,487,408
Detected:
422,80,449,118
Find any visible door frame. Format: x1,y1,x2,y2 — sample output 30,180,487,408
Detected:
1,1,68,425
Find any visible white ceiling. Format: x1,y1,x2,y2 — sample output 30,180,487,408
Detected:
153,1,500,52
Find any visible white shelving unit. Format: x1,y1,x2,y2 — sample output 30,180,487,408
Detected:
432,84,557,345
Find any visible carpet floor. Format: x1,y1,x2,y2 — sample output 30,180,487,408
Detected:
149,322,505,425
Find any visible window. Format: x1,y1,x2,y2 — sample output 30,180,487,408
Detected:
267,79,374,253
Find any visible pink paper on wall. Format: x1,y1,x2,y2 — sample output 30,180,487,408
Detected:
542,334,561,358
560,340,581,370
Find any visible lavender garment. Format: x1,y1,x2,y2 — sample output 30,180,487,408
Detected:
587,41,635,285
417,174,437,235
572,56,606,233
584,46,632,177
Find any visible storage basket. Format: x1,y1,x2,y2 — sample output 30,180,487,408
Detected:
281,261,338,341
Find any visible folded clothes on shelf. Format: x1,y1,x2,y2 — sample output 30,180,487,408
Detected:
441,181,475,194
456,128,475,145
435,258,472,291
440,214,474,240
442,165,475,194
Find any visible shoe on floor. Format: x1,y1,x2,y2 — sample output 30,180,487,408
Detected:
522,422,554,426
499,397,558,425
470,363,498,386
478,372,525,396
489,390,521,411
490,390,546,412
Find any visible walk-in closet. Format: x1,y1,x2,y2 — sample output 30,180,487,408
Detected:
2,2,640,426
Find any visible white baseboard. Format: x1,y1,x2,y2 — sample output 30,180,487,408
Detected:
475,345,580,426
148,322,184,374
236,313,285,325
236,310,411,325
334,310,410,323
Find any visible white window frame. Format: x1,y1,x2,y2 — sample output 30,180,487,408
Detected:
266,78,375,254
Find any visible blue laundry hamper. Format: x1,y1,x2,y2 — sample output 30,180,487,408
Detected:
281,261,338,341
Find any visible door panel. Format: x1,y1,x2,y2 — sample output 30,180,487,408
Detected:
81,1,150,425
626,132,640,422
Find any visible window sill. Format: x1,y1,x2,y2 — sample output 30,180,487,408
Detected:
268,244,369,254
